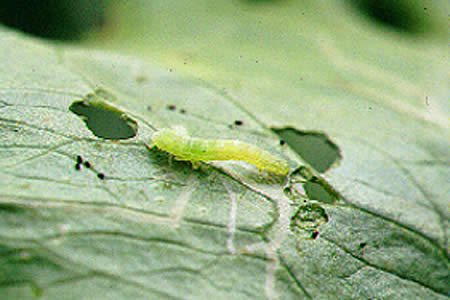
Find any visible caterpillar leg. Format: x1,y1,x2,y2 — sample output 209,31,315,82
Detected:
145,142,156,150
254,168,284,184
257,168,272,178
191,161,201,170
168,153,174,167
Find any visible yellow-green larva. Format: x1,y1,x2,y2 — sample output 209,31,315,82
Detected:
148,128,289,175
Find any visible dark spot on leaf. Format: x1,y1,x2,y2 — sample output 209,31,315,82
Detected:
180,109,186,114
272,127,341,173
359,242,367,249
75,163,81,171
167,104,177,111
311,230,319,239
97,173,105,180
134,75,147,83
76,155,83,164
83,161,91,169
69,89,138,140
234,120,243,126
280,140,285,146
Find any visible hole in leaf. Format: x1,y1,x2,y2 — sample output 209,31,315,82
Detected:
0,0,106,40
0,203,27,214
272,127,341,173
304,181,337,204
69,89,137,140
349,0,430,34
290,167,340,204
290,202,329,234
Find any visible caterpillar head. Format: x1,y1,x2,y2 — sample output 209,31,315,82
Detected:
267,158,289,176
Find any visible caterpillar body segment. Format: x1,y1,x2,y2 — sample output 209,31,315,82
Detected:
150,128,289,176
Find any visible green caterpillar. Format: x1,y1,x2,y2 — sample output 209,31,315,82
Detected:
148,128,289,176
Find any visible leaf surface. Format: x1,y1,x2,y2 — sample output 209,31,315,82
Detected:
0,1,448,299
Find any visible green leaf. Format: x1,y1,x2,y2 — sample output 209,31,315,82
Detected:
0,0,448,299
